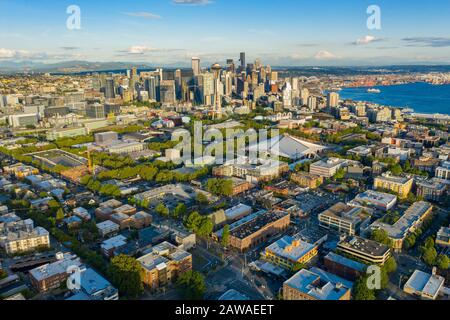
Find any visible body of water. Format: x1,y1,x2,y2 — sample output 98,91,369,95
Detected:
339,82,450,115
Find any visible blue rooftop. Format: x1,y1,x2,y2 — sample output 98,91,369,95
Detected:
325,252,366,272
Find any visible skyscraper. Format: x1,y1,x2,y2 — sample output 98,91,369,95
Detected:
239,52,246,70
282,82,292,108
131,67,138,78
192,57,201,76
105,78,115,99
327,92,339,108
160,80,176,104
307,96,317,111
211,63,223,119
144,77,158,101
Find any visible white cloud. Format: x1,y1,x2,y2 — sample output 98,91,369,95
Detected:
118,45,184,56
126,45,157,54
0,48,86,61
313,50,339,60
0,48,30,59
172,0,213,5
123,12,162,19
354,35,380,45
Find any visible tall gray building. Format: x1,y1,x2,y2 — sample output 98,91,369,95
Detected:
105,78,116,99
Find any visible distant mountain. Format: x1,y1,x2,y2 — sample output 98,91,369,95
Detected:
1,60,449,75
0,61,161,74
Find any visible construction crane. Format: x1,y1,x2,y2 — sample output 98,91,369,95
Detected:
82,147,95,175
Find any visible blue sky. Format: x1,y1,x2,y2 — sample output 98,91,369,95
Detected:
1,0,450,66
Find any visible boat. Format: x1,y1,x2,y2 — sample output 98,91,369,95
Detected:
367,88,381,93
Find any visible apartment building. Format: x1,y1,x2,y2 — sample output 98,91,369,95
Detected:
435,161,450,180
369,201,433,251
415,178,448,203
138,241,192,290
436,226,450,247
373,172,414,199
29,253,82,292
0,219,50,255
3,163,39,178
290,172,323,189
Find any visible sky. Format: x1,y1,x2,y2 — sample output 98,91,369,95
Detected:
1,0,450,66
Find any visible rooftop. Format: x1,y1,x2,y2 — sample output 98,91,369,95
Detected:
371,201,433,239
375,172,413,185
404,270,445,299
266,236,316,262
138,241,191,271
79,268,115,296
338,236,391,258
284,267,353,300
230,210,289,240
29,253,81,281
324,252,366,272
101,235,127,251
319,202,367,223
311,157,347,169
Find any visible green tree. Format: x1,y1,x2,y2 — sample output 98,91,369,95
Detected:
353,276,376,300
403,234,417,250
56,208,65,221
436,254,450,270
155,203,170,217
195,192,209,205
383,257,398,274
206,178,233,197
390,164,403,176
422,247,438,266
108,255,144,298
423,237,435,249
184,211,202,232
220,225,230,247
172,203,187,219
197,217,214,237
292,262,306,272
370,229,392,247
333,168,346,180
176,271,206,300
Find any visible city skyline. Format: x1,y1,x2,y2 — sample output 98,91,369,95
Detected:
1,0,450,67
